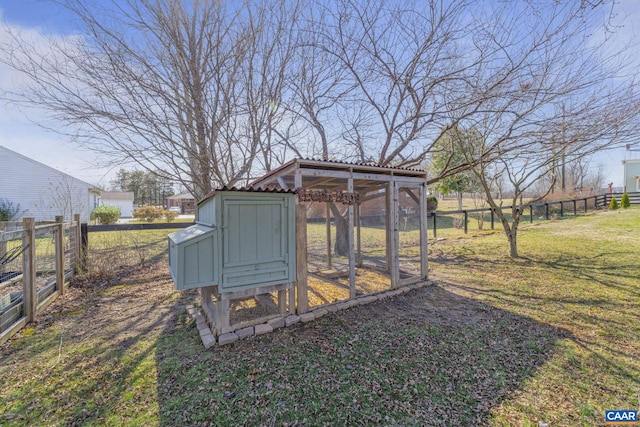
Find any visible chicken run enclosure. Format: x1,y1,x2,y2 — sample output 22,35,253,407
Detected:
172,159,429,336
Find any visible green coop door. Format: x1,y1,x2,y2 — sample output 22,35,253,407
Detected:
220,198,290,291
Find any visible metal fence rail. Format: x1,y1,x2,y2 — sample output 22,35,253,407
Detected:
425,192,640,237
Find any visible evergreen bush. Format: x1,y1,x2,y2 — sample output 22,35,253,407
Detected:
608,196,619,210
0,198,22,221
621,192,631,209
426,195,438,212
93,205,121,224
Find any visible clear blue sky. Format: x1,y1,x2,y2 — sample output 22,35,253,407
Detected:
1,1,637,189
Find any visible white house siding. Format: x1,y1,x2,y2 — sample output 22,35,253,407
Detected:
100,192,134,218
0,146,99,223
623,159,640,192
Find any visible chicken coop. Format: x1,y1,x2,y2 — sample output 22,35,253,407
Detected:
168,188,296,333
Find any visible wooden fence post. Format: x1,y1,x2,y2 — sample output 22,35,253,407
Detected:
432,212,437,238
22,218,36,323
529,205,533,223
463,210,468,234
55,215,65,296
573,200,577,216
545,203,550,220
0,222,6,275
73,214,89,274
560,201,564,217
584,198,588,213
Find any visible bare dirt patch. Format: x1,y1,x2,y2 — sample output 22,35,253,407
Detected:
7,263,193,352
4,258,498,355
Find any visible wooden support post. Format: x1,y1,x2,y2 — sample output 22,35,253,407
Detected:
355,201,362,267
573,200,577,216
419,184,428,280
55,215,65,296
200,286,216,326
278,289,287,314
288,283,295,315
22,218,36,323
385,187,391,270
215,295,230,335
545,203,550,220
584,198,588,213
389,181,400,288
560,201,564,217
295,202,308,314
325,203,332,269
348,177,356,299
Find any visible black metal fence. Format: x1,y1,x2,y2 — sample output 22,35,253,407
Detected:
427,191,639,238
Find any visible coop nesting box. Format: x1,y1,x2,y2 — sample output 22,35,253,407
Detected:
168,189,296,292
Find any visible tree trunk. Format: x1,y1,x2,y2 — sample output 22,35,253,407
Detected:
508,230,519,258
329,203,349,257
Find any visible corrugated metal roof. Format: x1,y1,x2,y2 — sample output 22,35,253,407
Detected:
299,157,425,172
251,157,426,188
198,186,297,204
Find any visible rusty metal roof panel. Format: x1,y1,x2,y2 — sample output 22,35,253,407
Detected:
251,158,426,187
198,186,297,204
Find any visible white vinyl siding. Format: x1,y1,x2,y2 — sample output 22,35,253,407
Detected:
0,146,98,223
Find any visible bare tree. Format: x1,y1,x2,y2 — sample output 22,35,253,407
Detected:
309,0,479,169
450,2,640,258
3,0,639,225
1,0,300,199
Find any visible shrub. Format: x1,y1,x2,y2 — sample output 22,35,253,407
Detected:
163,210,179,222
426,195,438,212
133,206,164,222
621,192,631,209
608,196,619,210
93,205,121,224
0,198,22,221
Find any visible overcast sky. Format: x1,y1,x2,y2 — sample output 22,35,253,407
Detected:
1,0,639,189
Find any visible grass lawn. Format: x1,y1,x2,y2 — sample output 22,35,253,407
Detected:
0,209,638,426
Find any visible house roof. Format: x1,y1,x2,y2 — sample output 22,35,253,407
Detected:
0,145,100,190
166,193,195,200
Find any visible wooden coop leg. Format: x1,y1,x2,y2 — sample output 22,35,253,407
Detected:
278,289,287,314
215,295,230,335
199,286,216,327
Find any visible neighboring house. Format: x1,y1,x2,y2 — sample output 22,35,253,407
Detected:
622,159,640,192
165,193,195,214
0,145,100,223
99,191,134,218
